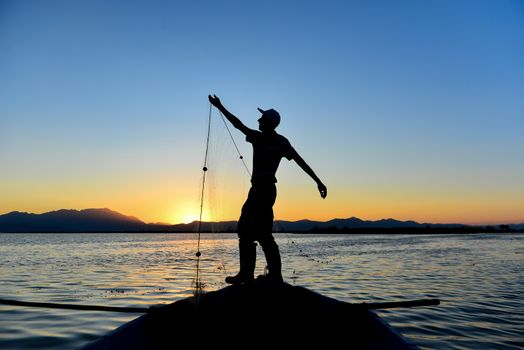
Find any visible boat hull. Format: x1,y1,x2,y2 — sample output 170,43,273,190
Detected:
81,282,418,349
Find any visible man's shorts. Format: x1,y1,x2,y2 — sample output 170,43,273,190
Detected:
237,182,276,242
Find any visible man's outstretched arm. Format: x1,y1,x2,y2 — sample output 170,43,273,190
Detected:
293,152,327,199
208,95,253,136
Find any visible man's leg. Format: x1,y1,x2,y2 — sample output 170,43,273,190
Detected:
225,239,256,285
259,235,283,284
225,190,257,285
255,183,282,283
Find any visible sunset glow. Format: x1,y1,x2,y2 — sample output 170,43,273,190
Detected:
181,214,199,225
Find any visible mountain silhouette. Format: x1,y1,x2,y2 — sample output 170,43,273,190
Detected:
0,208,522,233
0,208,147,232
273,217,423,231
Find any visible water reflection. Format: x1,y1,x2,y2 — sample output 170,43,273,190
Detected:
0,233,523,350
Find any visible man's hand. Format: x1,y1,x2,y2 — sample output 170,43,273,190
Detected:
208,94,222,108
318,182,327,199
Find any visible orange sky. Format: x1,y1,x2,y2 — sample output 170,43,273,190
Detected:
2,168,523,225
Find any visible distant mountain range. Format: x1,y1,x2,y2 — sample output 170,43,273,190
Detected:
0,208,522,233
0,209,146,232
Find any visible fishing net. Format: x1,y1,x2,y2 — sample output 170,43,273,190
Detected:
192,104,251,294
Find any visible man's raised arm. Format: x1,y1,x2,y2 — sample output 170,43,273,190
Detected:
208,95,252,136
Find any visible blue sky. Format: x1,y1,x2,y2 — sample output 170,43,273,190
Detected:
1,0,523,224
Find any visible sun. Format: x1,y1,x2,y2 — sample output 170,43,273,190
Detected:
181,213,199,224
170,204,212,224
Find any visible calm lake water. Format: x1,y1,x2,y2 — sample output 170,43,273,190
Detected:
0,233,522,349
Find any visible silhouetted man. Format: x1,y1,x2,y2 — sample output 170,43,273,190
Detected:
208,94,327,284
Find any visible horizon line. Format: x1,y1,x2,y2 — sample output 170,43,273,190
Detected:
1,208,523,227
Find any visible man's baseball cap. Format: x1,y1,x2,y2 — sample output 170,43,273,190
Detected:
257,107,281,127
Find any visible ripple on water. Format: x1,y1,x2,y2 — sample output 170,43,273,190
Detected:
0,233,522,350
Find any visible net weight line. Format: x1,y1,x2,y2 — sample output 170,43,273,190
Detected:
193,103,213,295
